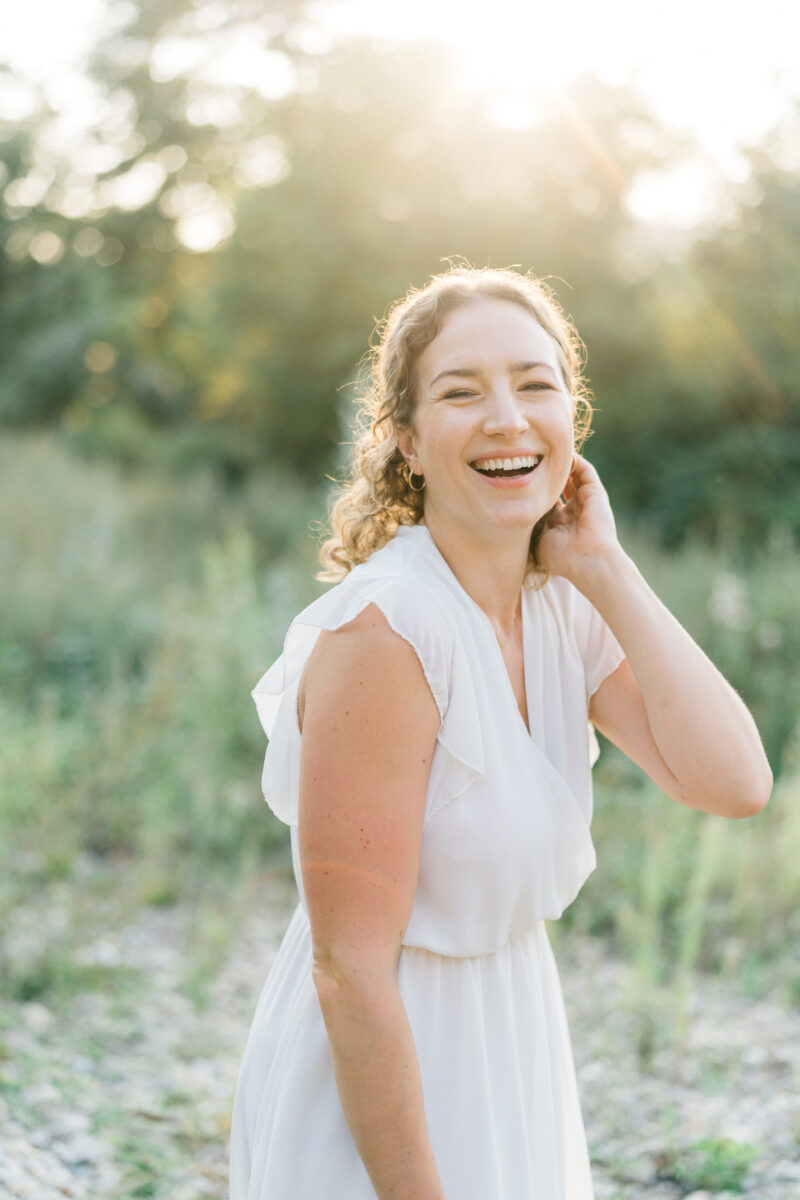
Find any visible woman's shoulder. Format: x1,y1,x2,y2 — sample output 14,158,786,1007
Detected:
350,523,443,588
263,529,456,732
296,526,451,629
254,528,487,827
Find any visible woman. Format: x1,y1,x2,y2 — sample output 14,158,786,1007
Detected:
229,266,771,1200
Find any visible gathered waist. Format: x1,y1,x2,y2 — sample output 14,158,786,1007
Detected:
291,899,549,964
401,918,550,963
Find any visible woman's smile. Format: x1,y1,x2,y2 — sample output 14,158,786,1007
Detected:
469,452,545,486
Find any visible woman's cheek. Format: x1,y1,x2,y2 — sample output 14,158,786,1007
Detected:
547,410,574,462
550,417,575,493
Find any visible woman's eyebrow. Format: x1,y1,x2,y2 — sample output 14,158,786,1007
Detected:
430,361,552,386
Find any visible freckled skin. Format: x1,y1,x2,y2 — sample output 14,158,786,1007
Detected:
298,604,439,977
303,861,405,900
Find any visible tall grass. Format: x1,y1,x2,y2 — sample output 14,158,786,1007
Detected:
1,436,321,897
1,433,798,1005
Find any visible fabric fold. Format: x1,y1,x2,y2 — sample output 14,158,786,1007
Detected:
251,569,486,827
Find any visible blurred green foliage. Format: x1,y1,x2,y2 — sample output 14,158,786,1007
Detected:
1,437,798,1007
0,435,321,878
2,2,799,546
658,1136,759,1193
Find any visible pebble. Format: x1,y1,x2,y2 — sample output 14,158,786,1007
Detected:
51,1134,111,1165
25,1127,52,1150
49,1113,90,1139
0,1137,81,1199
20,1004,53,1033
20,1084,59,1108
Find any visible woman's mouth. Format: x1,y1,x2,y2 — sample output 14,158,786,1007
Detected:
469,454,543,479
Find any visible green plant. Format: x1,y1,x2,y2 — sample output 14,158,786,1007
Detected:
658,1136,758,1193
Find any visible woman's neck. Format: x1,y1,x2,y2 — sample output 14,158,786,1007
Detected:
419,514,531,632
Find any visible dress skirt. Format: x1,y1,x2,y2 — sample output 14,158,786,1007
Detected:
229,904,595,1200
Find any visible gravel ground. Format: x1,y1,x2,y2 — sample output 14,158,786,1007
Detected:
1,867,799,1200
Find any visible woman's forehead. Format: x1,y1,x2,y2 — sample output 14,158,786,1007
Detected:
417,298,561,385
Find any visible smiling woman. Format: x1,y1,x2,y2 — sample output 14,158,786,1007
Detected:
230,265,771,1200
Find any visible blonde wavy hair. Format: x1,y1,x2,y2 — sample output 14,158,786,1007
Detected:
317,265,594,584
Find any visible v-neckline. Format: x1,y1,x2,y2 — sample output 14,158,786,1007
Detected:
411,525,533,738
498,594,532,738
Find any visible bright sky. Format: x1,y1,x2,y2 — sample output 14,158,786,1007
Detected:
319,0,800,223
2,0,799,226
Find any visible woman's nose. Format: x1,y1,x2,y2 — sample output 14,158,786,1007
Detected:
482,387,529,436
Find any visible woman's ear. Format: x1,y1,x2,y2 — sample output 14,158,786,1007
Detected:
396,427,419,473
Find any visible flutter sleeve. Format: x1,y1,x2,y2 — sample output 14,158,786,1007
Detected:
566,584,626,767
572,590,626,702
251,573,486,827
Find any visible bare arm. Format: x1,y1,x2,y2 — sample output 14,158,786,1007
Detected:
536,453,772,819
298,604,445,1200
582,549,772,818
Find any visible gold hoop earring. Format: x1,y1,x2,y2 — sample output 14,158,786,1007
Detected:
404,464,425,492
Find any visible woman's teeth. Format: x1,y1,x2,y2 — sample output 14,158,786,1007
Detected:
472,455,543,477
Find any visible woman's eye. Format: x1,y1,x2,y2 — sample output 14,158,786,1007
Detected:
441,382,553,400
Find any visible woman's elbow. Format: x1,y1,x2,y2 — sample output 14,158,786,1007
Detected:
730,758,773,819
311,945,397,1012
685,758,773,819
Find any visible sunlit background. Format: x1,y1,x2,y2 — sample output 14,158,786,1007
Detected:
4,0,800,229
2,3,800,1195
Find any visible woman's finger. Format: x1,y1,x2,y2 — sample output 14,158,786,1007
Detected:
571,453,603,486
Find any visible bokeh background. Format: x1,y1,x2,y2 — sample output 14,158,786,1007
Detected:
2,1,800,1197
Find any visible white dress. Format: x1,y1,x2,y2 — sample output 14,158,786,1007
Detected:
229,524,625,1200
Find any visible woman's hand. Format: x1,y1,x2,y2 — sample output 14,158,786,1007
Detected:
534,452,621,584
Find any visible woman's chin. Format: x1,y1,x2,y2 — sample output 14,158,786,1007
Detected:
485,497,559,529
429,495,557,542
470,510,554,543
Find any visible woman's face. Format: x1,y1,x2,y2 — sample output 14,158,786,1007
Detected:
398,297,576,541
